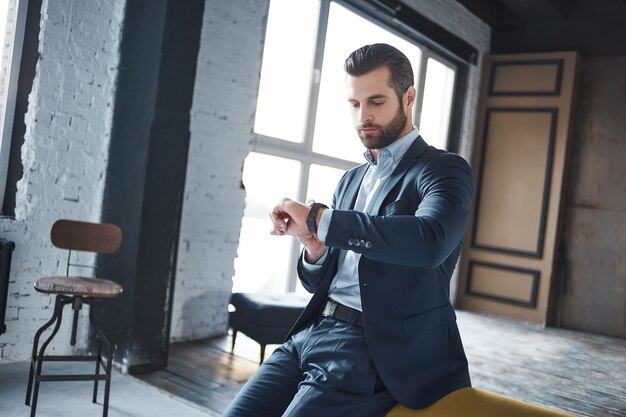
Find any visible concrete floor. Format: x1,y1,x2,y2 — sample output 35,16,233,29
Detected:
0,360,217,417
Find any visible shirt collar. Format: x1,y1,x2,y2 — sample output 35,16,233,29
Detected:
363,127,419,167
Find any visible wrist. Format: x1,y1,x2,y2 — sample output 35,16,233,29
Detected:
304,243,326,263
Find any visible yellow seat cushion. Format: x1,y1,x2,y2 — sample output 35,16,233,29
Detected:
386,387,576,417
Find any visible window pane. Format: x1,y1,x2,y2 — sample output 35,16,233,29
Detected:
419,58,455,150
292,164,346,294
306,164,345,206
233,153,300,293
312,2,422,162
253,0,319,142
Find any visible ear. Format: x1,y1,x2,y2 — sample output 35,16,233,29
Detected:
404,86,416,109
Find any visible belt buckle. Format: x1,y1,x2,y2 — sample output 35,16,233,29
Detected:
323,300,337,317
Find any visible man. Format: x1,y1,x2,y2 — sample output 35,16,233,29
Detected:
223,43,473,417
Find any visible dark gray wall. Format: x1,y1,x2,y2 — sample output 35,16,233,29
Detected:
557,57,626,338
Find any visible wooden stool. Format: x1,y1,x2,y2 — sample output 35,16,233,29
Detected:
25,220,123,417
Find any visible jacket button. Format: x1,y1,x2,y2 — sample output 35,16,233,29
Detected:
348,239,355,246
365,241,372,248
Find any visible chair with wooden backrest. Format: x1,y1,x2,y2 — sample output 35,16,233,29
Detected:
25,219,123,417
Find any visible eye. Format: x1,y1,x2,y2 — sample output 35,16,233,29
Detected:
371,100,385,106
349,101,360,108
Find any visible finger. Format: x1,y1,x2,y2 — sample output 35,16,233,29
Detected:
268,212,287,232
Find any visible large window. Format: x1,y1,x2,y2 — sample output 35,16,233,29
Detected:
233,0,458,293
0,0,27,211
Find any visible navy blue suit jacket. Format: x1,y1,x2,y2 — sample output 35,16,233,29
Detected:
290,136,473,409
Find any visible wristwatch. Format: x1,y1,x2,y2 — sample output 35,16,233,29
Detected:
306,202,328,234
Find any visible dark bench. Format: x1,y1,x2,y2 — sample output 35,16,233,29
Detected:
229,292,310,363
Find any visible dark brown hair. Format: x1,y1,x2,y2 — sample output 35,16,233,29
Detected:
344,43,414,100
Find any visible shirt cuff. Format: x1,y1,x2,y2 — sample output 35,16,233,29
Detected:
317,208,332,242
301,247,328,270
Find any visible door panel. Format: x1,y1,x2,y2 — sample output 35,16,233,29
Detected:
473,108,556,256
456,52,579,324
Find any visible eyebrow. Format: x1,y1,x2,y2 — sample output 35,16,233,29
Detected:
348,94,389,102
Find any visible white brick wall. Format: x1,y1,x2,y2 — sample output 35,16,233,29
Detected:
169,0,270,342
0,0,124,362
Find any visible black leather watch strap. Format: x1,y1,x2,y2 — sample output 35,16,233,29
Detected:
306,202,328,234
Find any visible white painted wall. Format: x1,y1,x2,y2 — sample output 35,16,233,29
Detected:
0,0,124,362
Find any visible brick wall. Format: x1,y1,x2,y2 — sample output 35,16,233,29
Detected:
0,0,124,362
169,0,270,341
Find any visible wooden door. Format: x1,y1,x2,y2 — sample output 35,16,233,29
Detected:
456,52,580,324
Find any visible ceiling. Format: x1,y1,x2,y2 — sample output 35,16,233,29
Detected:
454,0,626,55
456,0,626,26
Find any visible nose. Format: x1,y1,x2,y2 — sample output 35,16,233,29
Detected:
358,105,372,124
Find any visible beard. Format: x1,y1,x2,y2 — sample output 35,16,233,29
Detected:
357,106,408,150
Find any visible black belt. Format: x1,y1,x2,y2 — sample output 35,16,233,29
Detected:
322,298,364,328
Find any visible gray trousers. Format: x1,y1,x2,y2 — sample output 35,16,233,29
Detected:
222,316,397,417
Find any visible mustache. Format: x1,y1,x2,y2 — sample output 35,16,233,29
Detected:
358,123,382,131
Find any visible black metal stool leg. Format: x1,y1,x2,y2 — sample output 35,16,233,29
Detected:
30,296,70,417
70,296,83,346
92,334,103,403
102,334,115,417
26,295,70,406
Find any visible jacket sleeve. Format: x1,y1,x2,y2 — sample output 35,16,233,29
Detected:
323,153,473,268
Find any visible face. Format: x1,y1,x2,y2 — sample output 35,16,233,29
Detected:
346,66,415,152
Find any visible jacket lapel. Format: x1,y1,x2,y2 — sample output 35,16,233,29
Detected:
339,163,368,210
370,135,429,214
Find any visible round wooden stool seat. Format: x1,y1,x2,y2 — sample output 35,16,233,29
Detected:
34,276,123,298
